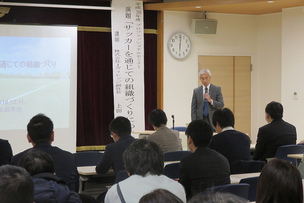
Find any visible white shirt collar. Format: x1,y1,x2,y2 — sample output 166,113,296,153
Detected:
222,126,234,132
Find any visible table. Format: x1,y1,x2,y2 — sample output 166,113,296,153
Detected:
287,153,303,166
77,166,115,192
230,172,260,184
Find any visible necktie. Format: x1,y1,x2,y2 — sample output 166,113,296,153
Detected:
203,87,208,116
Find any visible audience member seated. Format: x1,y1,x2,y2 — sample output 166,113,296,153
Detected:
209,108,251,164
95,116,135,175
0,138,13,166
253,101,297,161
104,139,186,203
188,192,247,203
0,164,34,203
11,114,79,192
18,148,82,203
148,109,182,153
256,159,303,203
179,119,230,200
139,189,183,203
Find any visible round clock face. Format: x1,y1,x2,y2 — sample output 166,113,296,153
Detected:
167,32,192,60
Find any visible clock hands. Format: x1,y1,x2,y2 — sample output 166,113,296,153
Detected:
179,35,181,52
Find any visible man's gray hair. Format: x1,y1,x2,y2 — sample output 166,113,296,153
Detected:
199,69,211,78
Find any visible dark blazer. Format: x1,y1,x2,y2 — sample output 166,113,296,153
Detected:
191,84,224,128
0,139,13,166
253,118,297,161
11,142,79,192
179,147,230,200
209,129,251,164
95,135,135,175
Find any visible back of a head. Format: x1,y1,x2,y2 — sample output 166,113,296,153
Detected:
0,165,34,203
19,148,54,176
148,109,167,128
27,113,54,144
256,159,303,203
212,108,235,128
123,139,163,176
139,189,183,203
188,192,247,203
186,120,213,147
265,101,283,120
109,116,131,137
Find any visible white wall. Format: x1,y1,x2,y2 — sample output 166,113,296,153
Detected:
163,11,283,143
254,13,282,143
282,7,304,142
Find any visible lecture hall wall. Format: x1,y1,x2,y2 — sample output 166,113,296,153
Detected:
162,7,304,144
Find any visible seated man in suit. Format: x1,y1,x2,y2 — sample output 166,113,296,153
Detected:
253,101,297,161
148,109,182,153
95,116,136,175
11,113,79,192
0,165,34,203
179,119,230,200
209,108,251,164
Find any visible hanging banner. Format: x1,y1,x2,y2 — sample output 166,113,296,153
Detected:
111,0,145,133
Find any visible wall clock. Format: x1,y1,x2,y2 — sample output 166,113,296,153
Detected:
167,32,192,60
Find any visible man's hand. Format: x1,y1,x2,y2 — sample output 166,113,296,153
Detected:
205,93,212,103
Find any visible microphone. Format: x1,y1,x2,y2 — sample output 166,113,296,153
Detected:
171,115,175,129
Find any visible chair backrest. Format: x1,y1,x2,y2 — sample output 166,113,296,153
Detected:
75,151,103,167
204,183,250,200
239,176,259,202
275,144,304,165
171,127,187,132
230,160,265,174
115,170,129,183
163,162,180,180
163,151,191,162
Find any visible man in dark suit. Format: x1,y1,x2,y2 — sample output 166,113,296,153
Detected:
191,69,224,130
253,101,297,161
95,116,135,175
0,139,13,166
179,119,230,200
11,114,79,192
209,108,251,164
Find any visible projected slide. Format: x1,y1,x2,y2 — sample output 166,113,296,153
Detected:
0,37,71,130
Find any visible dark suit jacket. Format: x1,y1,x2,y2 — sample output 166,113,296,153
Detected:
179,147,230,200
191,84,224,128
253,118,297,161
11,142,79,192
95,135,135,175
0,139,13,166
209,129,251,164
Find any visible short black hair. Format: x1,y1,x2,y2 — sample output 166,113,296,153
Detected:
27,113,54,144
0,165,34,203
186,120,213,147
109,116,132,137
265,101,283,120
139,189,183,203
148,109,167,127
123,139,163,176
19,148,54,176
189,192,247,203
212,108,235,128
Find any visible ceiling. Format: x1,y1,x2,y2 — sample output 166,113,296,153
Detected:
143,0,304,15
